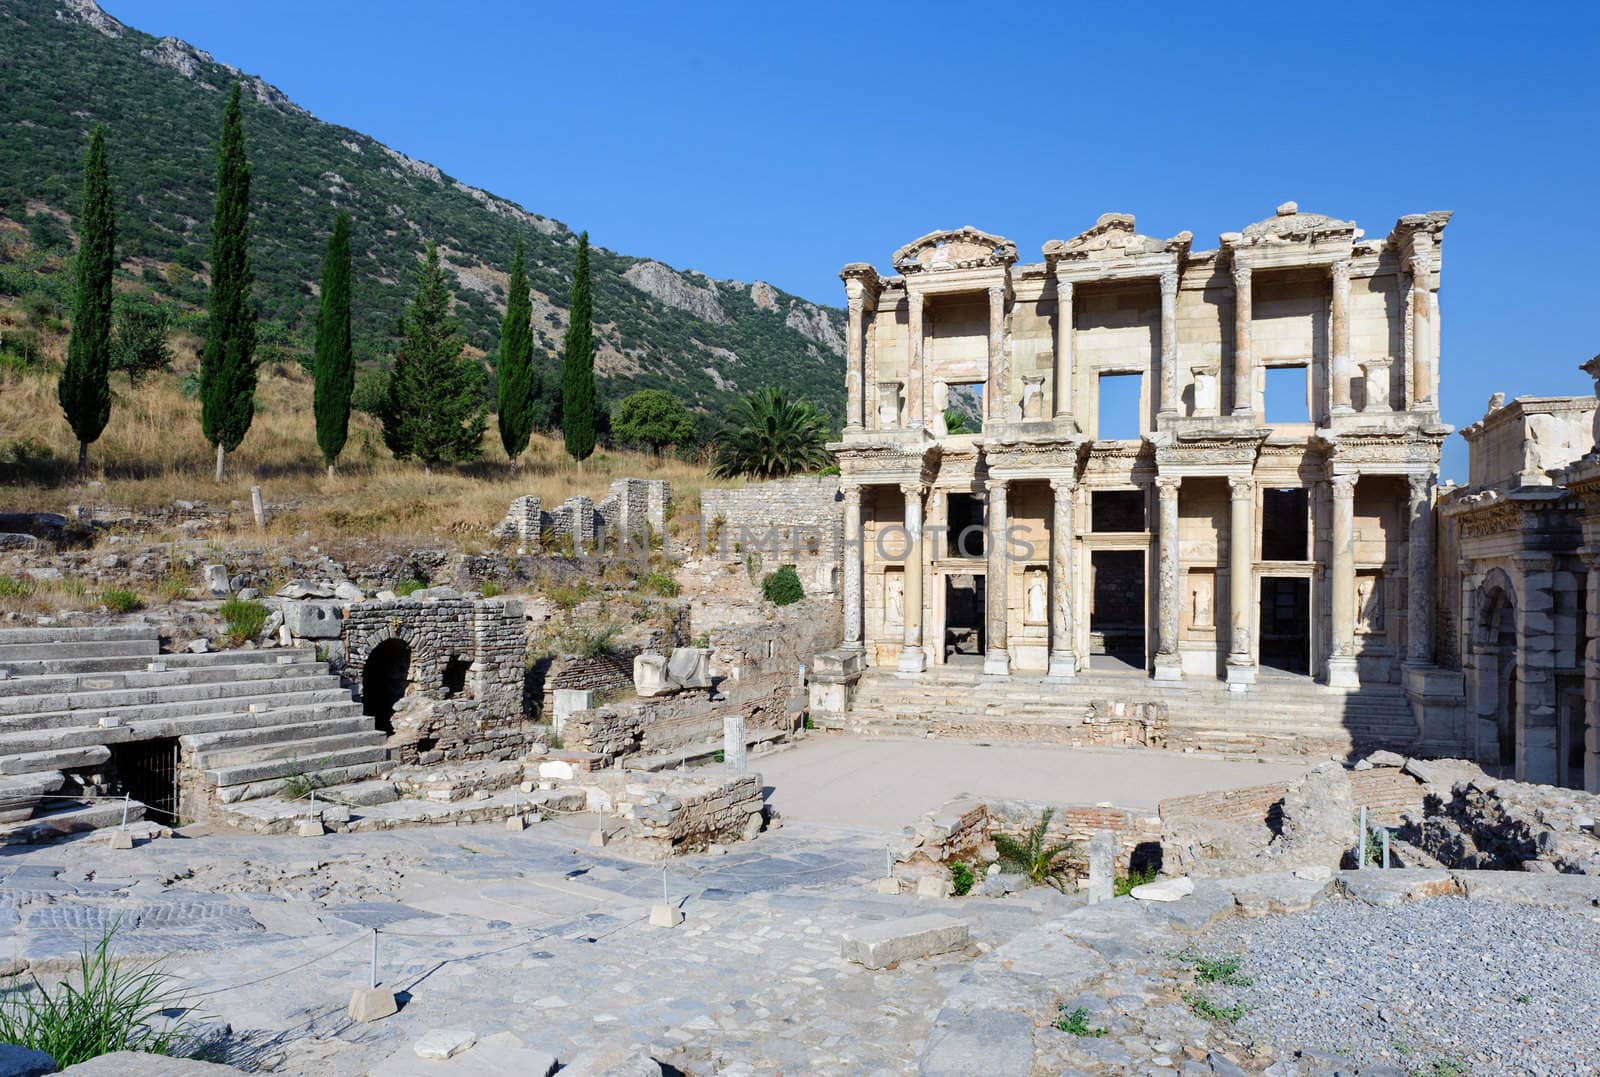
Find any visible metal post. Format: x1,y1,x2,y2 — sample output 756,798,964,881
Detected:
1381,827,1391,870
885,847,892,877
1357,805,1368,870
661,865,669,907
309,790,316,819
370,927,378,990
119,792,129,832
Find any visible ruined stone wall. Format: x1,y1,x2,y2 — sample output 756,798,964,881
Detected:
627,770,766,857
560,673,794,765
341,596,525,716
538,653,635,717
387,697,540,767
709,596,842,678
701,476,844,561
492,479,669,552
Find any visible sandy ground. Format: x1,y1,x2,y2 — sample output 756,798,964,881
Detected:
757,735,1308,827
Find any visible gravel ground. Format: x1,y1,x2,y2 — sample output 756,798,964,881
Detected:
1200,897,1600,1076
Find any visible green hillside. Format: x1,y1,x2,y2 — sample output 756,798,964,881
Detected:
0,0,845,416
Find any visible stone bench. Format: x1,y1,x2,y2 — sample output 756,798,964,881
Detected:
840,914,970,970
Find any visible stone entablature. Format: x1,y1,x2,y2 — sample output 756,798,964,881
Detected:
830,203,1452,706
1459,394,1596,491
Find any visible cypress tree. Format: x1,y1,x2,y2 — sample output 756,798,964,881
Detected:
561,231,596,467
313,210,353,476
381,242,487,469
58,124,115,477
200,84,257,483
496,237,535,467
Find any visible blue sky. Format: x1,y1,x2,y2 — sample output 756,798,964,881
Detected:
107,1,1600,479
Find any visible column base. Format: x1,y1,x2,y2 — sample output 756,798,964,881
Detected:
1329,403,1354,416
1153,654,1183,682
1225,659,1257,692
983,650,1011,677
1046,651,1079,679
1326,655,1360,688
897,647,927,674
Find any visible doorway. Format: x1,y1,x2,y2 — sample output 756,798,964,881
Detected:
363,638,412,734
1259,577,1310,675
1090,549,1145,670
943,574,985,664
110,738,179,821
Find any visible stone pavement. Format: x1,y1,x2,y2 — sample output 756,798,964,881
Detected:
0,812,1069,1075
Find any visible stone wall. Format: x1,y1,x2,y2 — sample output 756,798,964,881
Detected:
537,652,635,717
386,696,541,767
701,476,844,562
625,770,766,858
493,479,670,552
342,595,525,716
560,673,795,765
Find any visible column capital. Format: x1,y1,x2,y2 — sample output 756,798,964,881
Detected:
1331,258,1351,286
1579,546,1600,569
988,478,1010,498
841,479,863,497
1231,260,1252,288
846,293,864,315
987,283,1006,303
1048,475,1078,495
1228,475,1254,498
898,481,923,500
1330,474,1358,499
1407,473,1434,501
1159,267,1180,296
1155,475,1182,496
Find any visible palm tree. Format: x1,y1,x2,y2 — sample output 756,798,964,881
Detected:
991,807,1078,891
712,388,832,479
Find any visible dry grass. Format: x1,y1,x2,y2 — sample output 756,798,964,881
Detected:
0,358,739,546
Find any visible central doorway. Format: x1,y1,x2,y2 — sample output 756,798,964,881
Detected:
1259,577,1310,675
110,738,179,821
942,573,985,664
1090,549,1146,670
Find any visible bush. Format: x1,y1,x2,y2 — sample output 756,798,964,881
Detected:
101,588,143,614
640,571,678,598
992,807,1077,891
479,580,503,598
392,578,427,597
0,927,195,1066
218,597,268,645
156,574,191,602
761,565,804,607
950,861,974,896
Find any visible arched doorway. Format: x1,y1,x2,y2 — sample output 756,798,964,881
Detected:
1476,586,1518,769
363,638,411,734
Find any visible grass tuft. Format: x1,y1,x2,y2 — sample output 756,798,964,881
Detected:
1053,1005,1106,1037
217,597,268,646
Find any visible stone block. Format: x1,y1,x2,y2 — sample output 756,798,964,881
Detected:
283,601,342,640
840,913,969,969
347,986,397,1023
872,877,901,895
633,653,672,697
202,563,230,595
414,1029,475,1060
537,760,575,781
649,904,685,928
296,819,325,838
557,1044,661,1077
1129,875,1194,902
1087,830,1114,905
106,830,134,850
915,874,950,899
667,646,711,689
506,815,526,831
1336,869,1458,906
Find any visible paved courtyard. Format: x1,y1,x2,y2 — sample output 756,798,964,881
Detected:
759,735,1308,826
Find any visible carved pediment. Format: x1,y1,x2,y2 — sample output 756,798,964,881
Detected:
1042,212,1192,264
892,227,1017,274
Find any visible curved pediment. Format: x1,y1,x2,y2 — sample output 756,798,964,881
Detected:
1042,212,1192,263
891,226,1017,274
1234,201,1357,244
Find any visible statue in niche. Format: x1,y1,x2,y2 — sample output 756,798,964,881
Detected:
877,382,902,430
1356,574,1384,633
1021,376,1045,420
1024,567,1048,625
1191,573,1214,629
884,570,905,628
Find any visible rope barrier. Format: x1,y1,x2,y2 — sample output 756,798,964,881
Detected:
182,935,366,999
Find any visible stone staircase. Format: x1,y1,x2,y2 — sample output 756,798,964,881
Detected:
826,664,1420,759
0,626,388,828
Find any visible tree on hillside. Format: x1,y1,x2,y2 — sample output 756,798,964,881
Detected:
712,387,832,479
58,124,115,477
200,84,257,483
110,294,173,386
614,388,694,460
381,242,487,469
496,237,535,467
561,231,596,468
313,210,353,476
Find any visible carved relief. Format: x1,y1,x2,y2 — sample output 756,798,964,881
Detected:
1190,570,1215,629
1024,566,1049,625
883,568,905,629
1356,571,1384,633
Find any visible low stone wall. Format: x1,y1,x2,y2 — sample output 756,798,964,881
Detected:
700,476,843,561
561,674,795,765
493,478,669,552
538,653,635,717
386,696,541,767
625,770,766,858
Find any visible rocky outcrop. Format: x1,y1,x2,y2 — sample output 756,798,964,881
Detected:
784,303,846,355
750,281,779,311
60,0,123,37
623,261,729,324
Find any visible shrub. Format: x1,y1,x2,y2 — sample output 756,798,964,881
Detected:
479,580,503,598
548,581,591,609
640,571,678,598
1114,865,1157,897
992,807,1077,891
101,588,143,614
762,565,804,607
949,861,974,896
156,574,191,602
393,578,427,597
560,621,620,659
218,597,268,645
0,927,195,1066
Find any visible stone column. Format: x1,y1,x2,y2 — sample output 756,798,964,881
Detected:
1581,548,1600,792
1158,268,1179,417
987,284,1007,424
1226,475,1257,690
1048,477,1078,679
845,293,866,432
907,289,925,430
984,479,1011,676
1327,474,1359,687
1054,276,1074,419
1406,474,1435,667
898,483,926,673
1231,262,1254,417
1409,252,1435,409
842,483,863,650
1153,476,1182,682
1514,552,1558,785
1329,260,1353,414
722,712,747,772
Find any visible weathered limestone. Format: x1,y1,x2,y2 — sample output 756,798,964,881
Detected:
1048,477,1077,678
1230,261,1253,416
1087,830,1114,904
1328,474,1360,687
839,913,970,969
1153,477,1181,682
1225,476,1256,691
842,483,863,649
984,480,1010,677
899,483,927,674
1329,259,1353,412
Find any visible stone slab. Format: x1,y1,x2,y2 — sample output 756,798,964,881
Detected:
1336,868,1458,906
347,986,398,1023
840,913,969,970
557,1044,661,1077
918,1007,1035,1077
1454,870,1600,909
415,1028,476,1060
1129,875,1194,902
57,1052,242,1075
1224,872,1334,916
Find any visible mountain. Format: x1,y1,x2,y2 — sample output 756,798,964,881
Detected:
0,0,845,417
